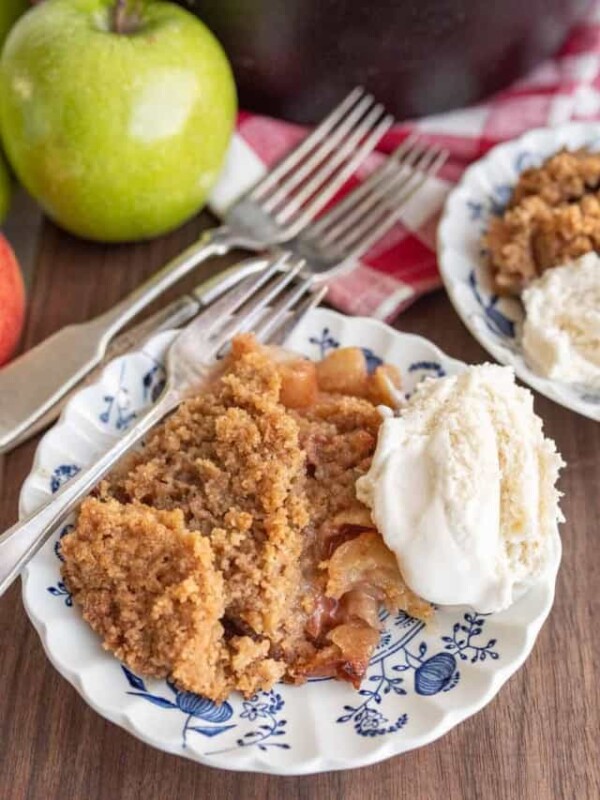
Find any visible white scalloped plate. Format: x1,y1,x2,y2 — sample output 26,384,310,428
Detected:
20,308,561,775
438,121,600,422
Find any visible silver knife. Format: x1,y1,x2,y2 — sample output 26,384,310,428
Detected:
0,257,269,454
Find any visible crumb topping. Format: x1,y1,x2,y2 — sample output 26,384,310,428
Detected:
485,149,600,293
62,336,430,701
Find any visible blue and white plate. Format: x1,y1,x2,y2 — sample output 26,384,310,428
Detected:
438,121,600,422
20,309,561,775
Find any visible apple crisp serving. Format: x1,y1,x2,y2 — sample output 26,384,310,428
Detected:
61,335,432,702
485,148,600,294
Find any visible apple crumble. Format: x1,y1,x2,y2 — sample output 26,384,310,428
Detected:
61,335,432,702
485,148,600,294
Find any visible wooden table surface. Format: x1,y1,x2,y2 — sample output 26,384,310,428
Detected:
0,210,598,800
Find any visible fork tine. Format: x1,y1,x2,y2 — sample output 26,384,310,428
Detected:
337,147,448,265
250,87,366,200
287,283,328,323
323,145,444,253
205,257,306,356
253,274,313,341
333,147,446,255
313,138,433,246
273,108,394,230
184,257,284,342
335,145,446,251
277,112,394,241
256,283,328,344
232,257,305,328
257,92,379,211
306,132,420,238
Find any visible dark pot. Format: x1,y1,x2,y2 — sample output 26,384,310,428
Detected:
179,0,591,123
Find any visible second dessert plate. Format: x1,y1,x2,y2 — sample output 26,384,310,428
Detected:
438,121,600,421
20,308,561,775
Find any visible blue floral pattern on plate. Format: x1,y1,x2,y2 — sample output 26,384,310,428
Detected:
468,271,517,343
50,463,80,494
46,580,72,606
46,524,75,604
122,667,236,747
309,327,340,358
142,360,167,404
97,352,167,432
210,691,290,754
334,610,498,735
121,665,289,753
408,361,446,379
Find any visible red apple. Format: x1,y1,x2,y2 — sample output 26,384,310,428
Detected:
0,234,25,365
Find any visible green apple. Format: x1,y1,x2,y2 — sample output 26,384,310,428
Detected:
0,0,237,242
0,152,11,223
0,0,27,223
0,0,28,50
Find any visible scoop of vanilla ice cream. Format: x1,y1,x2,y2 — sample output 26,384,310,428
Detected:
522,252,600,388
356,365,564,612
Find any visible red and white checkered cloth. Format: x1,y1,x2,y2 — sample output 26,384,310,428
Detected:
225,3,600,320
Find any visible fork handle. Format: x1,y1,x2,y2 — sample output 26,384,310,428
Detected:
0,389,179,599
96,225,240,341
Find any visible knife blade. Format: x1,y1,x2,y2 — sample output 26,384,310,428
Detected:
0,257,269,454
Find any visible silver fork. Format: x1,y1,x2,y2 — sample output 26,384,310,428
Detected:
0,254,326,597
0,87,392,454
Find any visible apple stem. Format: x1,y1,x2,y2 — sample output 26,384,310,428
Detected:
111,0,142,35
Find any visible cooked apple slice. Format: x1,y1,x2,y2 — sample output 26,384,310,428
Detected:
277,358,319,408
367,363,403,407
315,347,369,396
326,531,432,620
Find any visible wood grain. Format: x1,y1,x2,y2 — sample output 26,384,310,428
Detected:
0,216,598,800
